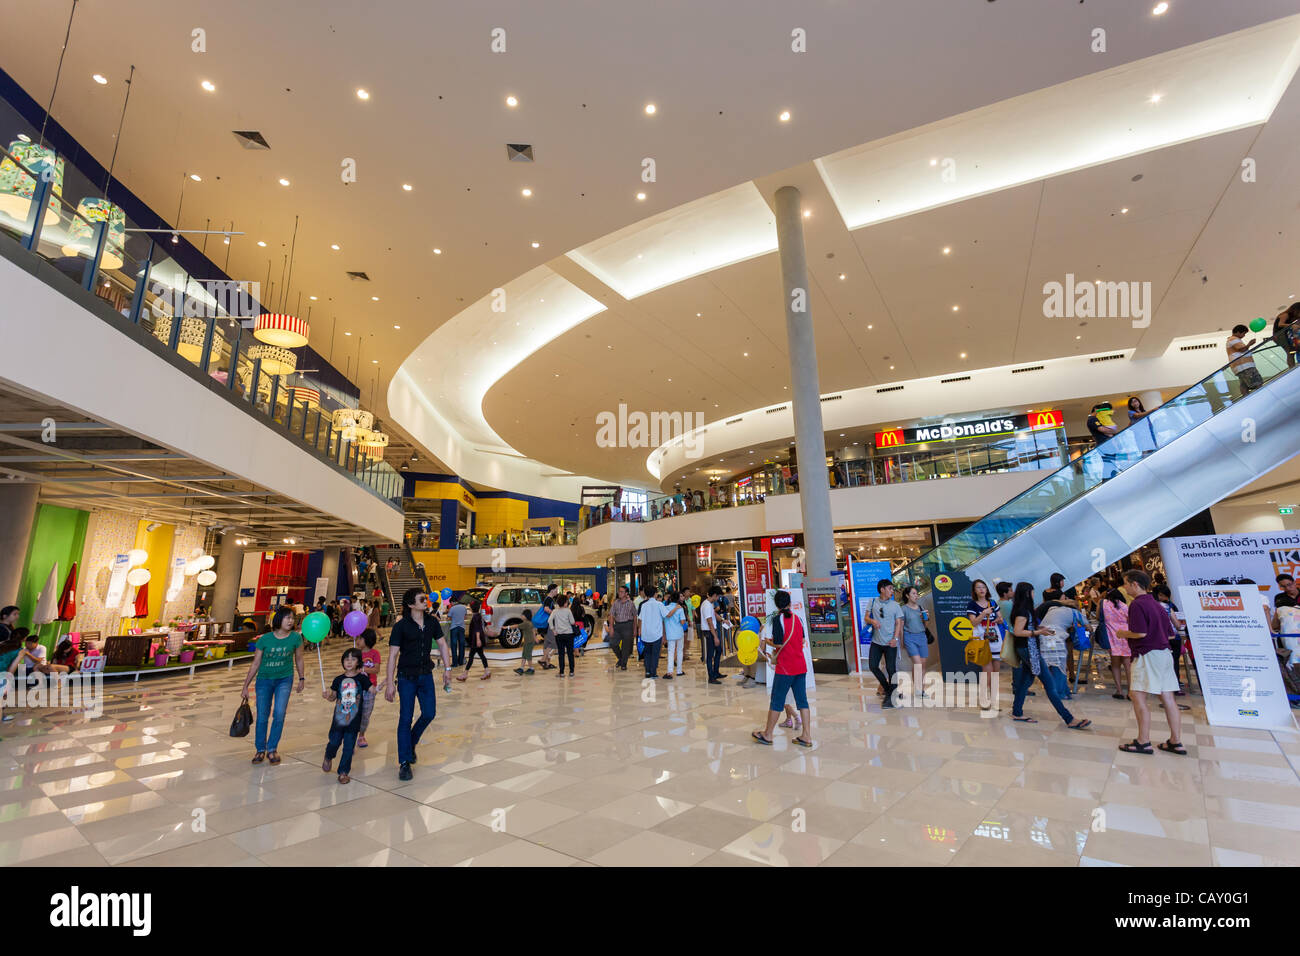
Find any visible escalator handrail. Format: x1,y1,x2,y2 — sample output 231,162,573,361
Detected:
891,339,1296,588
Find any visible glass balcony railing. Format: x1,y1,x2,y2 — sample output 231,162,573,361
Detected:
0,104,402,508
891,341,1297,594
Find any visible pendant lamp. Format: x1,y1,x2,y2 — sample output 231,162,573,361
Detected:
253,312,309,348
153,313,221,361
246,343,297,375
289,385,320,408
0,141,64,226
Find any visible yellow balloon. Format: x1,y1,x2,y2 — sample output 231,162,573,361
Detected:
736,628,760,666
689,594,701,609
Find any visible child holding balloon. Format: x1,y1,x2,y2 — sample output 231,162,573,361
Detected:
355,629,382,747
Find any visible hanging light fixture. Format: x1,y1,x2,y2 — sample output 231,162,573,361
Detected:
246,343,297,375
332,407,373,442
152,313,222,361
253,312,309,348
0,142,65,226
357,429,389,459
289,385,320,407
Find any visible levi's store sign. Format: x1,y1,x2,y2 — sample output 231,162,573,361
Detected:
874,409,1062,449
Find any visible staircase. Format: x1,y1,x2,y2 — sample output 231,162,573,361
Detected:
375,543,429,613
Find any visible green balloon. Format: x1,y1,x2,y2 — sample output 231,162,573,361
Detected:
301,611,330,644
1249,317,1267,333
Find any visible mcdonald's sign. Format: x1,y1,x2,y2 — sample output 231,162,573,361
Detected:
873,410,1063,449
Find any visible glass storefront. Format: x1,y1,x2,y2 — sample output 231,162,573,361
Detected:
833,525,934,575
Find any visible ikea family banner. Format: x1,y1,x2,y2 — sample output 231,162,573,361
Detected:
736,550,773,622
1159,531,1300,606
1178,586,1294,730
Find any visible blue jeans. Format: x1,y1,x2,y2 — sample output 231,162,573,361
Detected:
326,723,359,775
396,672,437,765
449,627,466,667
642,638,661,678
704,630,723,680
254,676,293,752
1012,665,1074,723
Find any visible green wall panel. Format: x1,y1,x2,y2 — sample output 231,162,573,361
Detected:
16,503,89,650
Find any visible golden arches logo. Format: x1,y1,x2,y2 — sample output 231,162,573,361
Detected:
876,429,904,448
1030,410,1062,429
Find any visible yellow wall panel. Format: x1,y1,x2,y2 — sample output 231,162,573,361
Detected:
409,550,476,590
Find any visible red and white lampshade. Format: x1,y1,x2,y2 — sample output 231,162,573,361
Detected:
252,312,309,348
289,385,320,408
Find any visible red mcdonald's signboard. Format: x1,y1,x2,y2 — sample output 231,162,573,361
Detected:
875,428,905,448
1028,409,1063,430
874,410,1063,449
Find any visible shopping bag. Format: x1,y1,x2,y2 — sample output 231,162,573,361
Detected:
229,698,253,738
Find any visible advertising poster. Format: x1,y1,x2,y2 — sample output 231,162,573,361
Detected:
758,588,816,692
311,577,329,606
1160,531,1300,615
931,568,979,676
846,557,892,674
736,550,773,621
1179,585,1295,730
104,553,131,609
166,556,186,603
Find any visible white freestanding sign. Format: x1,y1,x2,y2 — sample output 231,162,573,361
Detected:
105,553,131,609
1178,585,1295,730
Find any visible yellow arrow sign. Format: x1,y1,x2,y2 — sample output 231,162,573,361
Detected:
948,617,973,642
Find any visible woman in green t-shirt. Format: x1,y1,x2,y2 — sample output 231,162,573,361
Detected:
241,607,305,764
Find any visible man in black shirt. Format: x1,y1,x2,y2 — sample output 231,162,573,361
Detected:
384,588,451,781
1272,574,1299,633
1086,403,1119,479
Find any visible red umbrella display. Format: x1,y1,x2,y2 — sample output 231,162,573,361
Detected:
57,562,78,621
133,581,150,619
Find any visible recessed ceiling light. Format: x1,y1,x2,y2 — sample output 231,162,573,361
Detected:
1149,93,1163,104
371,359,378,364
929,157,938,166
201,80,215,92
960,352,967,359
889,365,894,370
309,295,317,301
743,352,749,357
223,237,229,244
257,240,266,247
521,187,532,197
330,244,340,250
942,246,951,255
402,183,413,191
433,248,442,255
189,173,201,181
839,273,846,280
696,312,702,317
393,325,400,329
371,296,379,301
344,331,352,336
92,74,107,85
506,95,518,107
952,305,960,312
531,241,540,248
779,110,791,122
1075,335,1082,340
645,103,656,115
278,178,290,186
867,324,873,329
1120,207,1129,214
356,88,370,100
636,192,646,201
1152,2,1169,14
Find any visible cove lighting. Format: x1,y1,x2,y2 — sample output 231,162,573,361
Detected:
815,18,1300,230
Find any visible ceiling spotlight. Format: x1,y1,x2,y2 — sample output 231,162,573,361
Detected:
531,241,540,248
371,295,379,301
402,183,413,191
839,273,846,280
952,305,960,312
636,192,646,201
778,110,791,122
521,187,532,197
278,177,290,186
743,352,749,357
330,243,340,250
309,295,317,300
942,246,951,255
867,324,873,329
1120,207,1129,214
92,74,107,85
201,80,215,92
223,237,229,244
889,365,895,370
433,248,442,255
803,209,811,218
344,331,352,336
645,103,656,115
929,158,938,166
506,95,518,107
1152,2,1169,14
356,88,370,100
257,240,266,247
960,352,967,359
393,324,401,329
371,359,378,364
1149,93,1162,104
189,173,201,181
1075,335,1082,340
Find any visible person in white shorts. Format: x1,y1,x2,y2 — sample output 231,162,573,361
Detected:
1115,569,1185,756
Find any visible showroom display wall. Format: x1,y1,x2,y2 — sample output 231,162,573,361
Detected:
16,503,89,648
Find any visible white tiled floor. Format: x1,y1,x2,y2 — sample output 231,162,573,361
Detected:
2,639,1297,866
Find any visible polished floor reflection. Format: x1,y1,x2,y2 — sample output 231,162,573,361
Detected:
2,642,1298,867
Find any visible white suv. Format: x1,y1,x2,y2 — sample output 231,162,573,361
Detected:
482,584,596,648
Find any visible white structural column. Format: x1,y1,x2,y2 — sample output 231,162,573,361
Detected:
210,530,245,625
773,185,836,584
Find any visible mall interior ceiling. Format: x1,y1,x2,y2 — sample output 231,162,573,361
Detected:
4,1,1300,495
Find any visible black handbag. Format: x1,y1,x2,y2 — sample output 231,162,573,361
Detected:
229,698,253,738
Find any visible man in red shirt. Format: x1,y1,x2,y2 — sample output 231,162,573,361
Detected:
1116,569,1185,755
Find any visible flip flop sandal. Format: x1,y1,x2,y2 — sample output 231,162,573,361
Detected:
251,751,266,764
268,751,281,764
751,731,773,745
1118,739,1153,754
1068,719,1092,731
779,718,795,728
338,773,351,784
793,737,814,748
1176,704,1191,711
1112,693,1126,700
321,758,332,772
1158,740,1188,755
1012,716,1038,723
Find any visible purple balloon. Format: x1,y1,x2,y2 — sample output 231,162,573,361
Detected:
343,609,368,637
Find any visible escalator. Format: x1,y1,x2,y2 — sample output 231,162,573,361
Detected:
893,341,1300,596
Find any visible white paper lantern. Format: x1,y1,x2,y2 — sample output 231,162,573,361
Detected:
196,555,215,571
127,549,148,568
127,567,151,586
196,570,217,586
